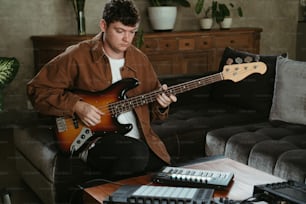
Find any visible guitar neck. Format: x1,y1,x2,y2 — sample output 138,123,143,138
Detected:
110,72,223,115
165,72,223,95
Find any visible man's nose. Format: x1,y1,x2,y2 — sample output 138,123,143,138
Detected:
123,32,132,41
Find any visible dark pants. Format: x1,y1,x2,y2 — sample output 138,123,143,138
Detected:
86,134,166,180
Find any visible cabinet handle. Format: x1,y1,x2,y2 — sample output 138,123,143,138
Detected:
185,42,190,46
230,40,235,44
203,41,207,45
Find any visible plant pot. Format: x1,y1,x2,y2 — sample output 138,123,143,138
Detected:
220,17,232,29
200,18,213,30
148,6,177,31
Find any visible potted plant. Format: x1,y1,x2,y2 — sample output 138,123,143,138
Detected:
148,0,190,31
195,0,213,30
71,0,86,35
211,0,243,29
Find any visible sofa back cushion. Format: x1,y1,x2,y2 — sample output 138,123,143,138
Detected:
211,47,284,116
269,56,306,125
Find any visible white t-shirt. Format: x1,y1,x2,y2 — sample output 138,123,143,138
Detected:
78,55,141,161
108,57,141,140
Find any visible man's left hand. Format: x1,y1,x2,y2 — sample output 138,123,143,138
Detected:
156,84,177,108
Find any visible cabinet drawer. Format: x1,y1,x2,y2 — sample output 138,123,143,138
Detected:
148,54,179,75
142,39,158,52
178,38,195,50
215,35,250,48
159,39,177,51
196,36,213,49
181,52,213,74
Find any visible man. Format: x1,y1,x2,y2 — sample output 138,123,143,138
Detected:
27,0,177,179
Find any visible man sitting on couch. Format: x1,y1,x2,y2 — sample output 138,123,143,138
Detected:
26,0,177,180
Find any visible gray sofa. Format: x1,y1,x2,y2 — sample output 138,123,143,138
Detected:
14,47,306,204
154,47,306,182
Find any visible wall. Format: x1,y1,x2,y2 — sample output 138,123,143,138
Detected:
0,0,301,120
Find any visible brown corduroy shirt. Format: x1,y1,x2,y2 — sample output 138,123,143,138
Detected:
27,32,171,164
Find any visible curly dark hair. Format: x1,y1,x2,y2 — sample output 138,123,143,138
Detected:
102,0,140,26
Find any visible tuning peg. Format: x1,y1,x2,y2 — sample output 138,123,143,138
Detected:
254,55,260,62
235,57,243,64
244,56,253,63
226,58,234,65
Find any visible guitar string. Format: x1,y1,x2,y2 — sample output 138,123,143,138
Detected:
61,63,264,128
102,72,222,115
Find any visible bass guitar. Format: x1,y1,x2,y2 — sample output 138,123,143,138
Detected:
55,62,267,154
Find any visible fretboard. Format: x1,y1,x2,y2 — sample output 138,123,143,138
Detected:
109,72,223,116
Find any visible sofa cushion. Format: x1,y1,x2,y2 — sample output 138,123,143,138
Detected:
205,122,306,182
211,47,284,116
248,140,297,174
153,99,266,163
274,149,306,182
14,127,58,182
269,56,306,125
14,127,100,203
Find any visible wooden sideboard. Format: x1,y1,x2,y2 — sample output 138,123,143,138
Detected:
31,28,262,76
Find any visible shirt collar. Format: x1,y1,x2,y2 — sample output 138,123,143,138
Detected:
91,32,107,62
124,47,137,73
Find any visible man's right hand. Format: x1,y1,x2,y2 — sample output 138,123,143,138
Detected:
73,101,104,126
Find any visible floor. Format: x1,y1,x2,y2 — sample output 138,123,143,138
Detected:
0,128,42,204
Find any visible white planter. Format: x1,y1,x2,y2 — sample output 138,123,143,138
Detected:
220,17,232,29
200,18,213,30
148,6,177,31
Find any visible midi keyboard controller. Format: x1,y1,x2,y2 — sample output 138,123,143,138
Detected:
152,166,234,189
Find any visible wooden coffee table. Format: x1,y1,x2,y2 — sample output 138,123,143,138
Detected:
83,157,284,203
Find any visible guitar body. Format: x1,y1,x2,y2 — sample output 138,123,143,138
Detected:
55,78,139,154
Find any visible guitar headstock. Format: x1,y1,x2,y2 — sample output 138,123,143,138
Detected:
221,62,267,82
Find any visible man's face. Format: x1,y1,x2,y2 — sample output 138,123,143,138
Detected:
100,20,138,57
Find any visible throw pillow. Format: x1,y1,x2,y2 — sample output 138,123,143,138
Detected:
269,56,306,125
211,47,286,116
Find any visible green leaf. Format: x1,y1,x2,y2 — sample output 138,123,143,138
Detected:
238,7,243,17
212,1,218,18
150,0,160,6
135,29,144,49
177,0,191,7
219,3,230,17
0,57,19,89
195,0,205,15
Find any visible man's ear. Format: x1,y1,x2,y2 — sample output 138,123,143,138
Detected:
99,19,107,32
